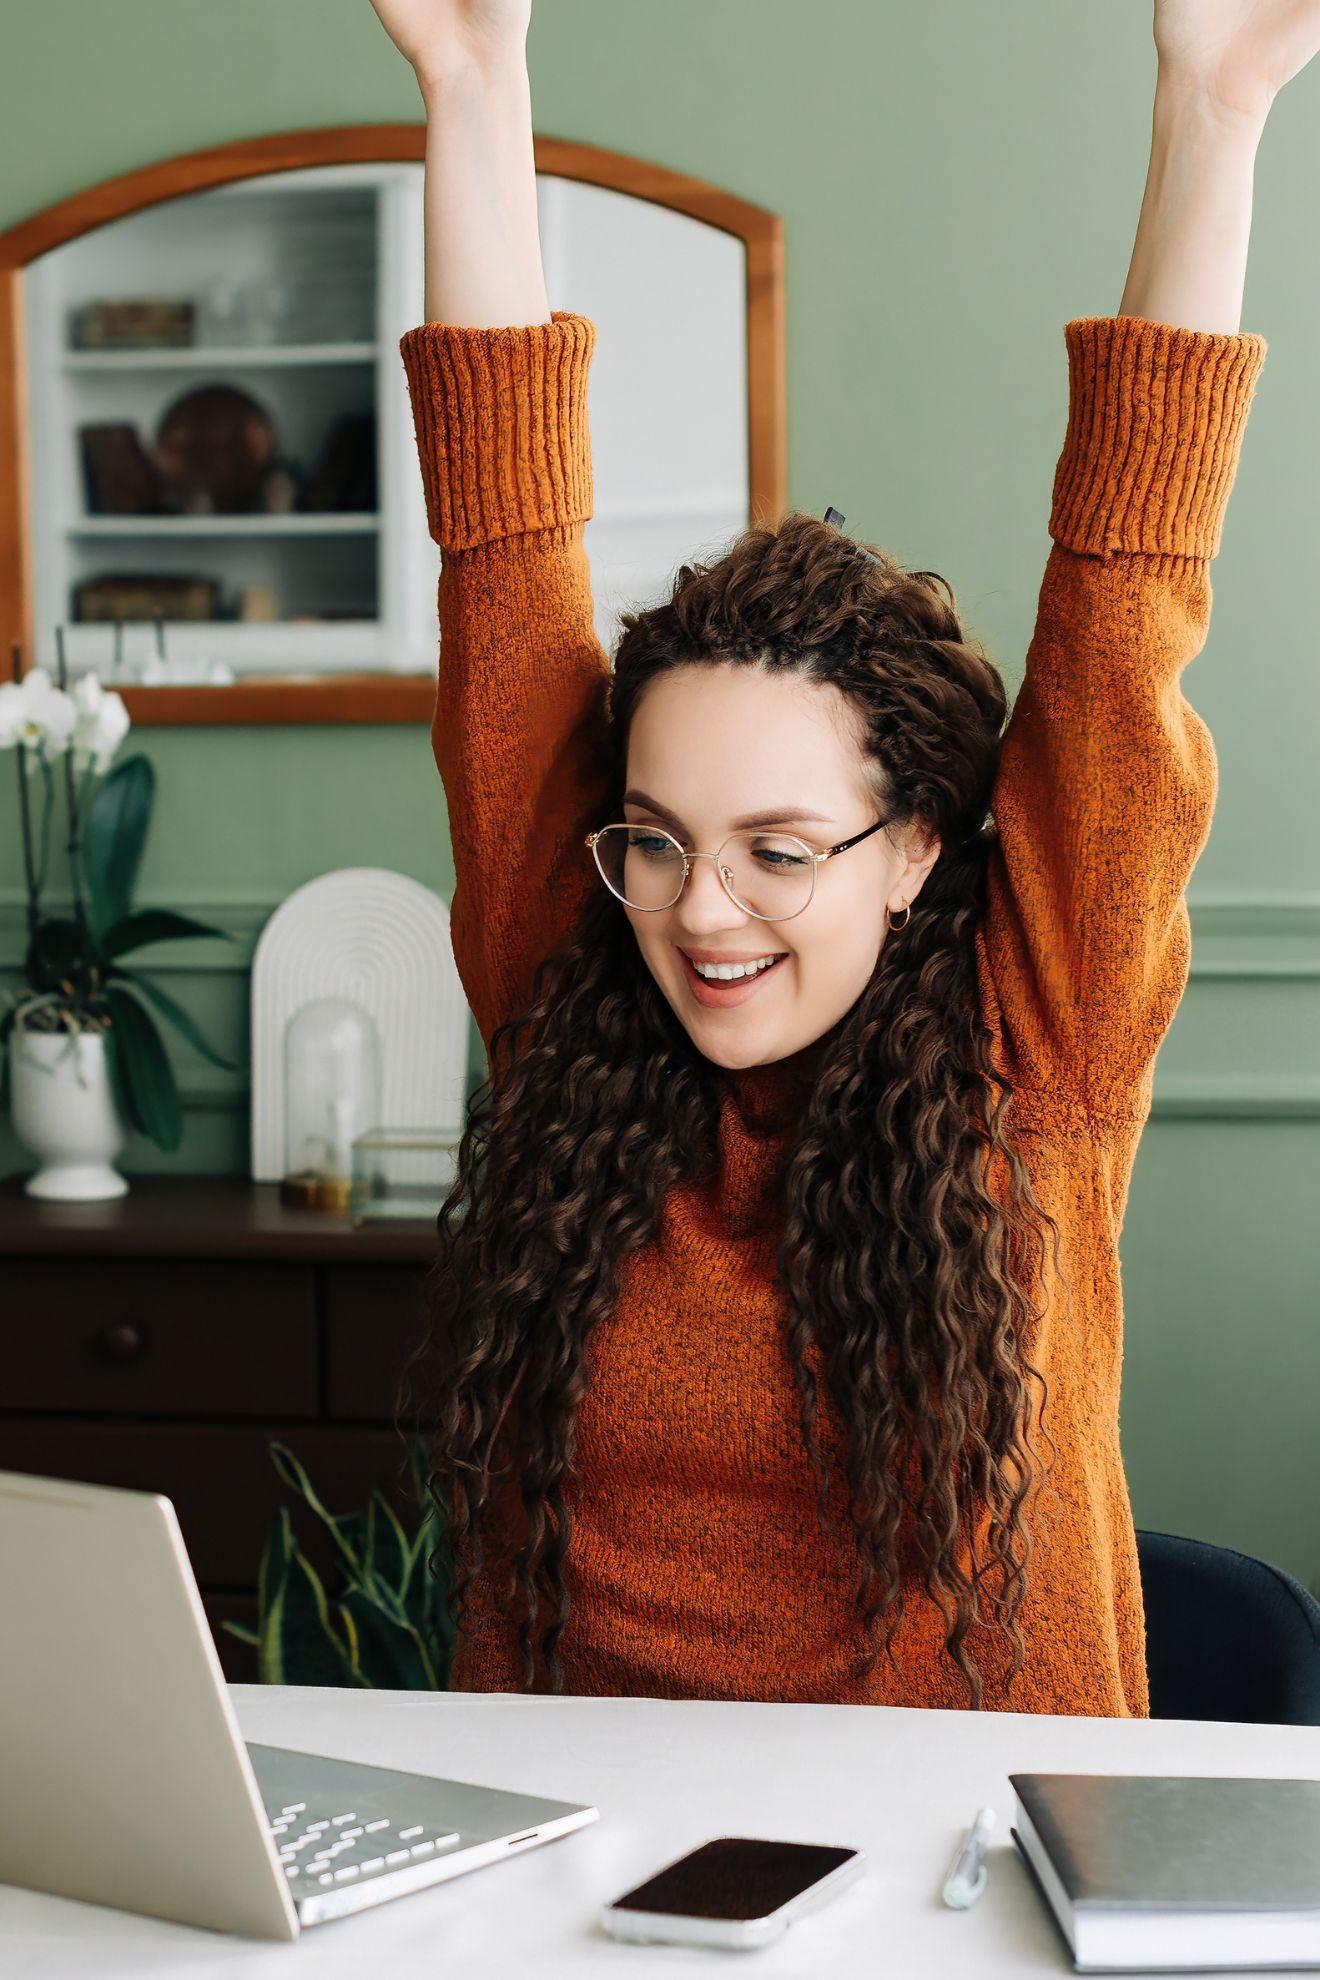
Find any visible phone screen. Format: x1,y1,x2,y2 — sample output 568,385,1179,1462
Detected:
608,1838,858,1922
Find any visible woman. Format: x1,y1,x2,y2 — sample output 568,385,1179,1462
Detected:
371,0,1316,1712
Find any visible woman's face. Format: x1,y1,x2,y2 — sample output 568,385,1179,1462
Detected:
620,664,942,1071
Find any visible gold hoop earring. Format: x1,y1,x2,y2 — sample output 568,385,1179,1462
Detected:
889,901,911,930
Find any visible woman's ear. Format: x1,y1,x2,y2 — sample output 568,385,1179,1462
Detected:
898,824,943,902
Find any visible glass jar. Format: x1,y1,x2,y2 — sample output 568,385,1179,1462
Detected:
281,996,381,1211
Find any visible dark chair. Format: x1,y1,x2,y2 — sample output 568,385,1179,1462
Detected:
1136,1528,1320,1725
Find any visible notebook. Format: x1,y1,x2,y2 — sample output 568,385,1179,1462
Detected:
1009,1774,1320,1972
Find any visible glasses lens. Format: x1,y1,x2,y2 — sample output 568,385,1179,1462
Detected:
594,826,814,918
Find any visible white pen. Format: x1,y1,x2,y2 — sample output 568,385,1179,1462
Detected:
941,1805,995,1909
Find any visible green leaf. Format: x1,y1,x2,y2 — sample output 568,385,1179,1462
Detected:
367,1492,412,1602
337,1511,368,1562
83,756,154,940
267,1443,364,1580
358,1565,412,1630
257,1505,295,1627
263,1547,355,1688
407,1434,430,1515
221,1620,261,1646
337,1586,439,1690
104,982,182,1152
106,965,241,1071
100,907,232,960
101,1019,147,1136
0,1002,16,1110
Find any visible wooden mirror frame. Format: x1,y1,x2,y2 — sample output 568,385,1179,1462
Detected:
0,125,785,727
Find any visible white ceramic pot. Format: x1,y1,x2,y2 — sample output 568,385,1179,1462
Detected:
8,1022,129,1200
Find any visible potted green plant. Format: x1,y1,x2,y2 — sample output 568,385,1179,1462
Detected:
223,1438,456,1689
0,635,240,1198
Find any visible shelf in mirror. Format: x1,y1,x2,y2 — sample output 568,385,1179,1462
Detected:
68,514,379,535
63,343,378,371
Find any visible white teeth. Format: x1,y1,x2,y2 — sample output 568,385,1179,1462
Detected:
691,955,781,981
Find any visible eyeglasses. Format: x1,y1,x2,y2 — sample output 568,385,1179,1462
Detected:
584,816,892,922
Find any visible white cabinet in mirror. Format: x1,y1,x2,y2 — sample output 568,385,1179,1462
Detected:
23,160,750,689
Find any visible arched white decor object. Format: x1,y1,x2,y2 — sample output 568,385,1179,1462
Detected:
249,866,468,1182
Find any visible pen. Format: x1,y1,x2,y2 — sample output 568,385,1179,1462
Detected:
941,1805,995,1909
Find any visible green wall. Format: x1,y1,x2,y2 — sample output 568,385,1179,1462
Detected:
2,1,1317,1594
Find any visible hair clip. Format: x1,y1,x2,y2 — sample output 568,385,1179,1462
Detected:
823,506,881,564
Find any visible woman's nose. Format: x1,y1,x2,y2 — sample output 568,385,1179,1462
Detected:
678,853,746,925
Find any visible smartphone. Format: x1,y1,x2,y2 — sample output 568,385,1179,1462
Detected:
600,1836,867,1950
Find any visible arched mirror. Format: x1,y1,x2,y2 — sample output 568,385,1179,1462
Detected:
0,127,785,725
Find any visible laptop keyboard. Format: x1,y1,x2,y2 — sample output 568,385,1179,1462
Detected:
269,1801,460,1890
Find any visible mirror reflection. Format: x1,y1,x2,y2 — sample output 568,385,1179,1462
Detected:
23,161,749,689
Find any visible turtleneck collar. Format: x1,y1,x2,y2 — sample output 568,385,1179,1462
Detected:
724,1052,813,1132
719,1022,838,1134
698,1020,850,1238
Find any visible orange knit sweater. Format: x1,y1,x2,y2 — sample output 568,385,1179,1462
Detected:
399,310,1266,1715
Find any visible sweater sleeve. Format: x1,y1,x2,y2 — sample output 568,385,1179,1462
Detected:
976,314,1266,1126
398,311,614,1058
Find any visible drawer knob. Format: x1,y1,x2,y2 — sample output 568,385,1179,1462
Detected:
97,1319,147,1361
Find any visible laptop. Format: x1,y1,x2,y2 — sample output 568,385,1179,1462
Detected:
0,1468,599,1940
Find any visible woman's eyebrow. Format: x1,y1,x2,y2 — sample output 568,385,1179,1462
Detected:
623,788,837,831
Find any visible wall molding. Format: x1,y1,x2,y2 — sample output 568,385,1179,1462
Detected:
7,888,1320,970
1183,892,1320,979
0,889,272,973
5,888,1320,1118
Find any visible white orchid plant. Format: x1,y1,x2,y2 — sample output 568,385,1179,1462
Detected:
1,641,240,1152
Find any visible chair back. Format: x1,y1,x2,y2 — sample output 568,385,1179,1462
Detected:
1136,1528,1320,1725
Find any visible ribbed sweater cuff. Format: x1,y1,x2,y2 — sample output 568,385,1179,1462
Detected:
398,310,596,551
1049,314,1266,560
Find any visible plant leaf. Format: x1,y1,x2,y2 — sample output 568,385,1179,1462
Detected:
337,1587,439,1690
267,1442,363,1580
104,982,181,1151
100,908,232,960
101,1018,147,1135
333,1604,376,1688
367,1492,412,1602
336,1511,368,1562
83,756,154,940
407,1434,430,1516
256,1504,293,1624
221,1620,261,1646
107,965,241,1071
263,1548,355,1689
358,1566,412,1631
0,1002,16,1110
255,1507,295,1682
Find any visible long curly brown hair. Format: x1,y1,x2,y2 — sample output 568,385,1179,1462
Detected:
399,510,1075,1709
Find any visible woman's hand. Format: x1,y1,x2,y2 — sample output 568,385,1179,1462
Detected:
1154,0,1320,126
367,0,531,86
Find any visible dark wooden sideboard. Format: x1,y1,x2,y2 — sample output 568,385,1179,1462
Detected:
0,1175,439,1682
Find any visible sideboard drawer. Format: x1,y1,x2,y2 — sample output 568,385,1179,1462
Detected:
5,1261,318,1417
0,1422,416,1587
325,1264,430,1422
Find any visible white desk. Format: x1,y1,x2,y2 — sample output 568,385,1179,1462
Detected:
4,1685,1317,1977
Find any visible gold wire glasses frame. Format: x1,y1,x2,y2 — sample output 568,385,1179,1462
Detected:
584,815,894,922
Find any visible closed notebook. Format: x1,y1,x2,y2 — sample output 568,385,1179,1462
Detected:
1008,1774,1320,1973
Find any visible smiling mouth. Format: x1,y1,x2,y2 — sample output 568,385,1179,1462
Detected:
677,948,789,969
678,950,789,992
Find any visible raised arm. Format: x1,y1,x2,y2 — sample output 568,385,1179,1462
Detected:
979,2,1318,1129
370,0,613,1054
368,0,547,327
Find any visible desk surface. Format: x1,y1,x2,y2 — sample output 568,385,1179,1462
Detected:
4,1685,1318,1977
